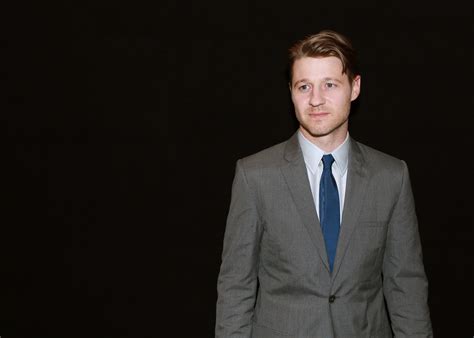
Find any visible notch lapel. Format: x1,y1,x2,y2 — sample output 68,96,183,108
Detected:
331,139,369,280
280,133,330,272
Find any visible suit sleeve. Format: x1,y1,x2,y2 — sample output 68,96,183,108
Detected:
382,161,433,337
215,160,262,338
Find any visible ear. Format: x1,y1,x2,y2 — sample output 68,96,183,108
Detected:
288,82,292,92
350,75,361,101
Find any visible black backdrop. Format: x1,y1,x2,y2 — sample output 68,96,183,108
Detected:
3,1,473,337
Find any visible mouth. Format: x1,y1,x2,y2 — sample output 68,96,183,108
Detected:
308,112,330,118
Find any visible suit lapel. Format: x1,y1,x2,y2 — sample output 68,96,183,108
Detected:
280,133,330,272
331,138,369,280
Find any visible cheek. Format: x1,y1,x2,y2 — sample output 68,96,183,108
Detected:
295,92,310,103
292,95,305,110
290,93,297,104
331,93,351,107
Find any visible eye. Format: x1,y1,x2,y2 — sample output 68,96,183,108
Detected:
298,84,311,92
325,82,337,89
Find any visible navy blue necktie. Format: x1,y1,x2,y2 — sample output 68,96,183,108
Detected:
319,154,340,272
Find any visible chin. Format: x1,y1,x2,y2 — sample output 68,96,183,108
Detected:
309,130,332,138
305,125,332,137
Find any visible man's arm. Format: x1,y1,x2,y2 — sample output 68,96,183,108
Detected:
382,161,433,337
215,160,262,337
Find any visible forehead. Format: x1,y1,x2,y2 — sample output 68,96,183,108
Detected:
292,56,346,82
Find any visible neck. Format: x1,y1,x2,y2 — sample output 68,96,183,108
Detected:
300,126,348,153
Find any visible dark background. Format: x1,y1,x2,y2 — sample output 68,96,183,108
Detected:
3,1,473,337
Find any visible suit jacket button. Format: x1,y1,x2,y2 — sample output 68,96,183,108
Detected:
329,295,336,303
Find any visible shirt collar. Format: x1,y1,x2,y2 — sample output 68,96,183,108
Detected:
297,130,349,176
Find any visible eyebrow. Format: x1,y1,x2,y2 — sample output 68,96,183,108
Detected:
293,77,343,88
293,79,309,88
323,77,343,83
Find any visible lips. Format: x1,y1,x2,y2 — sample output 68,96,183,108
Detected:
308,112,330,118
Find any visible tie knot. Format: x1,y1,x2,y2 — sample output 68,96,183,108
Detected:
322,154,335,169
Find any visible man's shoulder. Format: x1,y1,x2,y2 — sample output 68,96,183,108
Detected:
354,140,407,173
238,138,290,170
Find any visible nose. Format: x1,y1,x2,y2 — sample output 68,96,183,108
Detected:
309,87,325,107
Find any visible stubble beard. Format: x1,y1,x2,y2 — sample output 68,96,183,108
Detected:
299,115,349,140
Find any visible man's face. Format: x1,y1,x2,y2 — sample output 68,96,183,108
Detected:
290,56,360,144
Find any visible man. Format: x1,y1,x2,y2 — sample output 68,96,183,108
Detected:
216,30,432,337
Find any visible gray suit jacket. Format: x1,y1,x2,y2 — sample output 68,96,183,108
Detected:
216,133,432,337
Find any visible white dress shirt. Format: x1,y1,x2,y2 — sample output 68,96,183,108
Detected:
297,130,349,222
